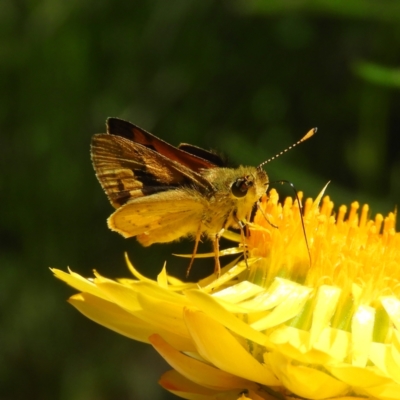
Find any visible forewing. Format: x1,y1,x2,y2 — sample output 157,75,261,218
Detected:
108,189,205,241
91,134,214,208
178,143,225,167
107,118,218,172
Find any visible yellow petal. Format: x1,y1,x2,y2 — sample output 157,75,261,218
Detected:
52,268,106,299
159,370,255,400
68,292,153,343
351,304,375,367
238,390,276,400
69,293,196,351
157,263,169,288
369,342,400,383
133,281,190,304
150,334,255,391
328,363,391,387
183,308,280,387
250,279,313,331
358,381,400,400
159,369,221,400
202,260,249,292
381,297,400,331
92,280,142,312
135,292,191,340
268,326,334,364
239,278,305,311
212,281,265,304
266,352,348,399
325,398,367,400
310,285,341,344
313,327,350,361
184,289,267,346
174,246,243,258
124,252,160,283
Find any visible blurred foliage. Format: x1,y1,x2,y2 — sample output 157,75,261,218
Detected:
353,60,400,88
1,0,400,399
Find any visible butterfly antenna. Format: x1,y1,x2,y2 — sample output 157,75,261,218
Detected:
257,128,317,170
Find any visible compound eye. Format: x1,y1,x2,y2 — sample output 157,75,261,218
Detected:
231,176,253,198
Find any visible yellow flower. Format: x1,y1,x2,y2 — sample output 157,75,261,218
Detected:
53,187,400,400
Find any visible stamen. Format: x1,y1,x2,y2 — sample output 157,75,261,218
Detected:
384,212,395,233
337,205,347,224
360,204,369,228
349,201,360,225
303,197,313,217
375,213,383,233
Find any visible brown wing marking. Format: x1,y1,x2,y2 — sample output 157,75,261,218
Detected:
178,143,225,167
107,118,218,172
91,134,214,208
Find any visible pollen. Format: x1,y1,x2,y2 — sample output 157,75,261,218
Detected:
247,189,400,301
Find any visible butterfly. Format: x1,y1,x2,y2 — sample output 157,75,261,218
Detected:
91,118,314,275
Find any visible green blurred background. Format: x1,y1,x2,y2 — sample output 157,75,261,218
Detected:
2,1,400,399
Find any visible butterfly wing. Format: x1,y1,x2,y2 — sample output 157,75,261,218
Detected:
91,133,215,208
178,143,225,167
107,118,221,172
108,189,205,242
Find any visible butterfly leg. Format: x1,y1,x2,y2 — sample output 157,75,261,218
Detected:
237,220,250,269
186,223,203,277
212,229,224,277
233,212,249,269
